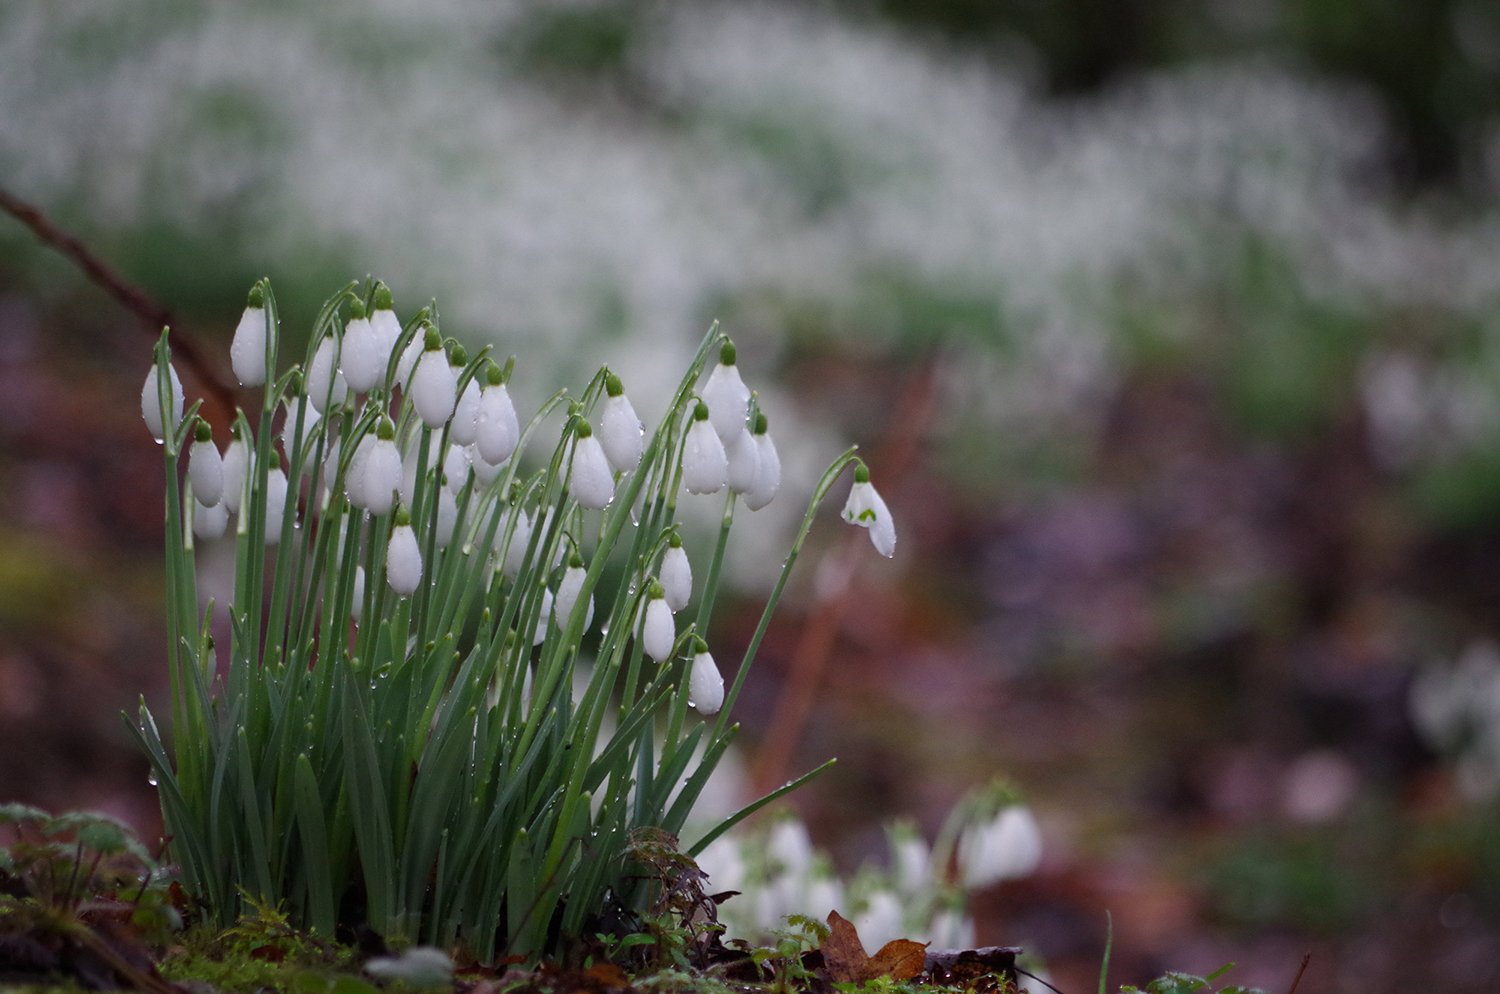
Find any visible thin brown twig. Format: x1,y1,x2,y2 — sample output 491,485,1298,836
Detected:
1286,952,1311,994
0,184,238,417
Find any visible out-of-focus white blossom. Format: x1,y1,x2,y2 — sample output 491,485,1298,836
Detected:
279,394,320,457
957,804,1042,889
499,506,532,579
263,468,290,545
221,435,249,514
554,558,595,633
854,890,904,951
192,496,228,540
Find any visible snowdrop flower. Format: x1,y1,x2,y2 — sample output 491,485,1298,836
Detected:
476,362,520,466
725,421,760,494
841,465,896,558
396,335,425,385
689,644,724,715
339,298,383,393
364,947,454,987
499,506,532,579
188,420,224,507
359,420,403,515
599,372,644,473
221,432,249,514
957,804,1043,888
767,817,814,875
682,401,727,495
192,497,228,540
229,285,268,387
470,445,506,486
387,510,422,596
368,284,402,368
140,362,183,443
307,332,348,414
743,413,781,511
279,389,320,459
554,555,595,633
854,889,904,950
533,588,554,646
928,907,976,950
805,875,844,922
410,328,457,428
701,339,751,443
442,443,470,495
433,486,459,547
568,419,615,510
350,565,366,623
888,822,931,898
641,582,676,662
263,468,290,545
659,535,693,612
451,373,481,446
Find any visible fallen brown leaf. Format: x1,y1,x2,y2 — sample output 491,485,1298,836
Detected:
821,910,927,984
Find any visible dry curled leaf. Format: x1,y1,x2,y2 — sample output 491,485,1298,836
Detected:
821,910,927,983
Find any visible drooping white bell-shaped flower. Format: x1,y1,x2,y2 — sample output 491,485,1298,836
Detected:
396,335,424,385
887,823,931,898
220,433,249,514
279,392,321,460
682,401,727,495
263,468,290,545
340,298,384,393
554,555,595,633
767,817,814,875
957,804,1043,888
345,433,374,509
410,329,457,428
725,423,760,494
743,413,781,511
387,512,423,596
469,444,505,486
192,497,228,540
140,362,183,443
701,339,751,443
229,286,268,387
689,645,724,715
500,506,533,579
433,486,459,548
476,363,520,466
188,421,224,507
369,283,403,369
569,420,615,510
532,587,554,646
853,890,904,952
659,536,692,613
841,465,896,558
307,333,348,414
350,565,367,624
360,420,403,516
451,378,481,446
641,584,675,662
442,444,470,494
599,372,644,473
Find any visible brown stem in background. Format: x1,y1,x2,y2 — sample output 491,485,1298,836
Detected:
1286,953,1311,994
750,354,941,796
0,185,238,418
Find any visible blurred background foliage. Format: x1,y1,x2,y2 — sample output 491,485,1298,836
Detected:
3,1,1500,991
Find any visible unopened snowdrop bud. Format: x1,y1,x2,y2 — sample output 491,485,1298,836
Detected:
441,444,469,494
221,432,249,514
362,420,403,515
229,285,268,387
682,401,727,495
307,333,348,414
192,497,228,540
957,804,1043,889
263,468,290,545
743,413,781,511
433,486,459,547
689,642,724,715
701,339,751,443
500,506,532,579
476,362,520,465
470,445,505,486
188,421,224,506
350,565,367,623
387,509,422,596
340,298,383,393
641,582,675,662
659,535,692,612
451,375,481,446
369,284,402,367
725,421,761,494
554,554,595,632
140,362,183,442
410,328,457,427
599,372,644,472
279,386,321,459
841,464,896,557
569,420,615,510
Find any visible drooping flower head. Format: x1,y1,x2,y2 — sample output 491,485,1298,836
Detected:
476,360,520,467
599,371,644,473
140,361,183,443
743,412,781,512
682,400,727,495
229,284,268,388
188,419,224,507
568,417,615,510
387,506,423,596
841,463,896,558
449,343,481,446
689,640,724,716
307,331,348,414
640,580,676,662
368,283,403,369
340,297,384,394
701,338,751,444
410,327,457,428
659,533,693,613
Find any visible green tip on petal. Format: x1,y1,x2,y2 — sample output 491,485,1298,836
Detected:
486,360,504,386
753,411,769,435
691,635,709,654
194,419,212,443
373,283,393,311
287,369,304,393
668,532,683,549
574,418,593,438
377,417,396,441
246,284,265,309
449,340,467,366
604,371,624,397
718,339,737,366
692,400,710,421
854,463,871,484
348,298,367,320
394,506,411,527
568,551,585,569
647,579,665,600
422,325,442,351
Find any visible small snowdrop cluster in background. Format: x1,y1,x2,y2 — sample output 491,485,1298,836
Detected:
696,785,1040,950
1410,641,1500,800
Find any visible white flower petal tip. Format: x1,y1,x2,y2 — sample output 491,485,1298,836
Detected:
192,498,228,540
411,344,457,428
554,563,595,633
263,469,290,545
340,311,383,393
702,342,751,443
229,301,268,387
725,428,760,494
188,432,225,507
641,594,675,662
569,429,615,510
689,650,724,716
140,363,184,442
660,543,693,613
743,427,781,511
682,407,727,495
387,522,423,596
841,476,896,558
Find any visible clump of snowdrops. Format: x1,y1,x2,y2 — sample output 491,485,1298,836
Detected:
133,279,896,960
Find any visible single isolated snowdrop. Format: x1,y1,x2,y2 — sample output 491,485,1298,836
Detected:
641,582,676,662
307,332,348,414
688,642,724,715
229,285,268,388
743,413,781,511
476,361,520,466
598,372,644,473
701,339,751,443
410,328,457,428
568,419,615,510
188,420,224,507
339,298,383,393
659,534,693,612
682,401,728,495
841,464,896,558
387,509,423,596
140,361,183,443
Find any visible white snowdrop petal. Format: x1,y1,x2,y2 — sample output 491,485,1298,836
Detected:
476,384,520,465
725,428,760,494
264,469,290,545
470,445,505,486
682,419,728,494
230,306,267,387
434,487,459,547
387,524,423,596
397,337,424,384
702,363,751,443
279,396,321,459
599,393,644,472
569,434,615,510
450,378,481,445
140,364,183,442
411,351,457,427
689,651,724,715
192,498,228,540
842,480,896,557
744,432,781,511
767,819,813,875
500,508,532,579
854,891,904,952
345,435,374,509
363,438,403,515
188,437,224,507
340,317,382,393
533,588,554,646
350,566,367,623
642,597,675,662
554,565,595,633
660,545,693,613
370,307,402,362
221,439,249,514
442,444,470,494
